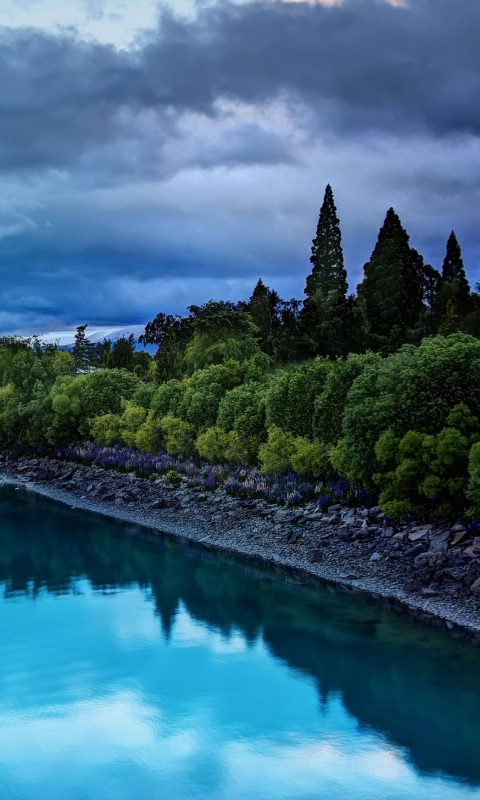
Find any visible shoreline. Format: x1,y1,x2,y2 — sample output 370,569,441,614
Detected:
2,454,480,643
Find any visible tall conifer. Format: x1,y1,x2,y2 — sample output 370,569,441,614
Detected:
305,184,348,301
357,208,423,353
441,231,470,305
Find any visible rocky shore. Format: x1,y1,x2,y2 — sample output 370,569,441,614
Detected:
2,452,480,642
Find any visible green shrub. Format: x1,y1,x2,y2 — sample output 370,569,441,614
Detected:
120,402,147,448
196,426,230,462
313,353,380,445
91,413,123,446
259,426,295,475
266,359,330,438
135,413,164,453
343,334,480,483
375,405,480,520
165,469,183,486
291,437,332,478
150,380,186,419
160,415,194,456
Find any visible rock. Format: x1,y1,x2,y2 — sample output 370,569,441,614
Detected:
384,526,394,538
429,539,448,554
470,577,480,595
328,504,342,513
369,552,381,562
149,499,166,510
339,571,358,581
414,553,430,569
451,529,468,546
408,528,430,542
406,544,425,558
422,587,438,598
310,548,323,563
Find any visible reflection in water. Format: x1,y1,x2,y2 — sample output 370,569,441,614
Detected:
0,485,479,799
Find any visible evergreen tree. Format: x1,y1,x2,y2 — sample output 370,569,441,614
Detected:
305,184,347,301
72,324,95,371
357,208,423,353
441,231,470,306
247,279,279,357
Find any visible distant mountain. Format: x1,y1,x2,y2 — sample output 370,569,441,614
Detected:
38,325,152,351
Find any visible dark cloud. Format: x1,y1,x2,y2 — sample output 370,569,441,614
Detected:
0,0,478,333
0,0,478,173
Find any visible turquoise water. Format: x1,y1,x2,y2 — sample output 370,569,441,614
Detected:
0,486,480,799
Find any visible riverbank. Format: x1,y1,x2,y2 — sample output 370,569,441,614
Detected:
2,452,480,642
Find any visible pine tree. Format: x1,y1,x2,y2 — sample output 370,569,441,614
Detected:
441,231,470,306
248,279,278,356
305,184,348,301
357,208,423,353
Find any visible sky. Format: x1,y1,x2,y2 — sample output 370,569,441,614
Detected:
0,0,478,335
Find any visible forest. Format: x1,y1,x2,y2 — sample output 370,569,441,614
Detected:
1,185,480,523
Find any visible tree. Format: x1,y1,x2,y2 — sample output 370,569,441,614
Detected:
184,301,260,372
72,324,95,371
442,231,470,306
305,184,347,302
247,279,280,358
107,334,136,370
357,208,423,353
140,313,193,382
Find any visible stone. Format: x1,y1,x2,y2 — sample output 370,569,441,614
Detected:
339,571,358,581
310,548,323,563
384,526,395,538
422,587,438,598
451,529,468,546
429,539,448,554
369,552,381,562
328,504,342,513
414,553,430,569
470,577,480,595
408,529,430,542
406,544,425,558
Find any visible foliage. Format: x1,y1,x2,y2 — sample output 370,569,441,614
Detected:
164,469,183,486
265,359,330,438
159,415,195,456
342,334,480,484
357,208,424,353
259,426,296,475
374,405,479,521
290,438,332,478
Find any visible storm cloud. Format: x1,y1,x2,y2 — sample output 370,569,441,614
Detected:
0,0,478,333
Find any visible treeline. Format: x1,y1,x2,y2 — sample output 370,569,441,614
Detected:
140,185,480,376
1,185,480,522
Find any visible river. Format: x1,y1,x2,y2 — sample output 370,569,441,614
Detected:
0,485,479,799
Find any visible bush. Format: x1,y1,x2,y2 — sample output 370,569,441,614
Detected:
91,413,123,446
150,380,186,419
160,415,194,456
259,426,296,475
343,334,480,483
266,359,330,438
196,426,252,465
135,413,164,453
217,381,266,460
313,353,380,445
290,438,332,478
120,402,147,448
375,405,479,520
165,469,183,486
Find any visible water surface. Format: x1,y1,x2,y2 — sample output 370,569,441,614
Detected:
0,485,479,799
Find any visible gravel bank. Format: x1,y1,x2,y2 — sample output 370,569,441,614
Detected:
2,453,480,643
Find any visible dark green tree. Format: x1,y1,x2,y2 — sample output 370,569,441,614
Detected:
442,231,470,306
247,279,279,357
72,324,95,371
305,184,347,301
107,334,136,370
357,208,423,353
